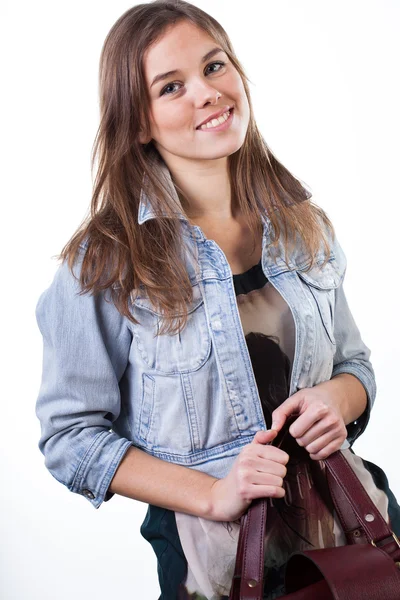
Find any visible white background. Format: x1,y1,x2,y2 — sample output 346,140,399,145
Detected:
2,1,399,598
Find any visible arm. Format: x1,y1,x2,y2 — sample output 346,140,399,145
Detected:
328,236,377,446
314,372,368,430
35,248,134,508
35,246,218,515
108,445,217,518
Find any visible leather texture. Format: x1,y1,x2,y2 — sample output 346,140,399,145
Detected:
229,414,400,599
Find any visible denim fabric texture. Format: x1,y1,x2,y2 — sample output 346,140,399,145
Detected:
35,158,376,510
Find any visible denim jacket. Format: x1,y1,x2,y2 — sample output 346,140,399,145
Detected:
35,162,376,510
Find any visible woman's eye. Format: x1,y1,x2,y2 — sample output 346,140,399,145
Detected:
160,61,226,96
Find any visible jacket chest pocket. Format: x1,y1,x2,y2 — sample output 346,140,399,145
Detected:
296,257,345,347
130,285,212,374
128,286,212,456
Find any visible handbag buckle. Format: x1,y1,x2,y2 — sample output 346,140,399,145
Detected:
371,530,400,549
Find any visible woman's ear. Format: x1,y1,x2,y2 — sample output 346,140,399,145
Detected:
138,130,151,145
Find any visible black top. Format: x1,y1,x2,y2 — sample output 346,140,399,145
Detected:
232,258,266,295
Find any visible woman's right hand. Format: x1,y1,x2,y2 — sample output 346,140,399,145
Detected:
208,429,290,522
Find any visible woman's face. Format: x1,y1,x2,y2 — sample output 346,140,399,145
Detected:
140,20,250,163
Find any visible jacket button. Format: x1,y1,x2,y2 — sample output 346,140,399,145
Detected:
82,489,95,499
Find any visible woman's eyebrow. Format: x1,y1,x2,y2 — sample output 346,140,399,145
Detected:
150,47,225,88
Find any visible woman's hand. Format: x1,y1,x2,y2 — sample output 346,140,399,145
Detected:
208,429,290,522
270,385,348,461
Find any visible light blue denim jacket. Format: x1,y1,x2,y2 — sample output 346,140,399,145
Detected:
35,163,376,510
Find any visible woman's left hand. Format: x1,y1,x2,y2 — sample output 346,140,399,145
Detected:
270,386,348,460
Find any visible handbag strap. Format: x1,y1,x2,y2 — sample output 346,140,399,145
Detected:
230,416,297,599
325,450,400,559
230,416,400,600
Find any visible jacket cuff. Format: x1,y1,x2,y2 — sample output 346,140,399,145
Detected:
331,360,376,447
70,431,134,509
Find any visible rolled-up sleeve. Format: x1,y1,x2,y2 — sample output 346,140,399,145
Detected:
35,246,134,509
330,238,377,447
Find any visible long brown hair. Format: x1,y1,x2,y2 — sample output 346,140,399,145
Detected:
57,0,335,335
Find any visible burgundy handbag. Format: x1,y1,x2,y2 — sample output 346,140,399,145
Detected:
229,414,400,600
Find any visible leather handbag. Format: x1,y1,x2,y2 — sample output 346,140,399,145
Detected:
229,413,400,599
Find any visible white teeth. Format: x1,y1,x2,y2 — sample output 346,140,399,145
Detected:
199,109,231,130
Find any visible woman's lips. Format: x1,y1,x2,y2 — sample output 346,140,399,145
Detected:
196,108,234,132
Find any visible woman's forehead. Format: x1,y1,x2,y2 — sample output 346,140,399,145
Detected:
143,22,218,80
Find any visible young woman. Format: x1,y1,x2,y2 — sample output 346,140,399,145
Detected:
35,1,400,599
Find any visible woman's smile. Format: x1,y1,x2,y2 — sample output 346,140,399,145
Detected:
196,107,235,132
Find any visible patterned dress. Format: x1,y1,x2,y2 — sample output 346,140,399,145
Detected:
140,259,400,599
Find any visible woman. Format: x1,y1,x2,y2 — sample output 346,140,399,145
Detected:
34,1,400,599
